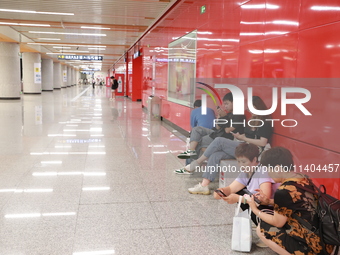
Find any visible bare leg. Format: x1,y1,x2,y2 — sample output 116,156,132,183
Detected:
189,141,198,151
201,178,210,187
256,226,290,255
196,154,208,164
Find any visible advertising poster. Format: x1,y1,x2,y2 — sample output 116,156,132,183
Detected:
115,73,124,95
167,30,197,107
34,63,41,84
63,70,67,82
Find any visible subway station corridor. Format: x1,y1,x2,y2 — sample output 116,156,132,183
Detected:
0,85,273,255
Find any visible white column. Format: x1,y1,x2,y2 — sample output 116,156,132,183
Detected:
41,58,53,91
0,42,21,99
22,52,41,94
61,65,67,88
73,69,76,85
67,66,71,87
53,62,61,89
76,70,79,85
70,67,74,86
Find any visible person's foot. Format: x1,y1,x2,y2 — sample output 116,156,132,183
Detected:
188,183,210,195
184,160,200,172
177,150,197,159
255,240,268,248
174,168,193,175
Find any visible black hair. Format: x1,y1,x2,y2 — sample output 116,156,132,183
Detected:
110,76,115,79
194,100,202,108
222,92,233,102
235,143,259,162
260,146,294,170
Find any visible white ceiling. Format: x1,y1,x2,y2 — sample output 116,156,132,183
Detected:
0,0,176,71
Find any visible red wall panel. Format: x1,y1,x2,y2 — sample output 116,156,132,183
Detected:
113,0,340,197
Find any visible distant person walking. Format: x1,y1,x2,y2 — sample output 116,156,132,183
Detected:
110,76,118,100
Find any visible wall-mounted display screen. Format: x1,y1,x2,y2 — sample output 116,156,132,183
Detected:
167,30,197,107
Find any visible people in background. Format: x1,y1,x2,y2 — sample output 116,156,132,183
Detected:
190,99,215,129
247,147,333,255
183,96,272,195
175,93,245,169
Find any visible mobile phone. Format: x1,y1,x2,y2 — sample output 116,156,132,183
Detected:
242,189,261,204
215,189,227,197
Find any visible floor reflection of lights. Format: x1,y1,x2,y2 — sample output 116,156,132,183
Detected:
5,212,76,219
0,189,53,193
73,250,115,255
82,187,110,191
32,172,106,176
31,152,106,155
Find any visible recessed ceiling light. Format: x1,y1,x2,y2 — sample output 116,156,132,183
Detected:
60,50,89,53
88,48,106,50
53,46,71,49
81,26,110,30
29,31,106,37
28,43,106,47
36,38,61,40
0,22,50,27
0,8,74,15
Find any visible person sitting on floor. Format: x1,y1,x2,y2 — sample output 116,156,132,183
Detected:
247,147,334,255
190,99,216,129
176,96,273,195
175,92,245,166
214,143,279,234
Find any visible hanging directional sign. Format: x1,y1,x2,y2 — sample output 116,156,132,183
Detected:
58,55,103,61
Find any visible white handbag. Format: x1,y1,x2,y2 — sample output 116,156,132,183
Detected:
231,196,252,252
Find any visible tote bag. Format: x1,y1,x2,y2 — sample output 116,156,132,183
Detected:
231,196,252,252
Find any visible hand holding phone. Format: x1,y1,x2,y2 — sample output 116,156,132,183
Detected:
214,189,227,197
243,189,261,204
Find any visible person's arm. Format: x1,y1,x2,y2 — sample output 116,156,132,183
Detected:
247,196,287,227
213,180,245,200
257,182,272,204
224,126,235,133
254,188,274,206
190,111,196,128
232,132,268,147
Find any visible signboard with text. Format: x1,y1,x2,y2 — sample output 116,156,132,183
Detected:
58,55,103,61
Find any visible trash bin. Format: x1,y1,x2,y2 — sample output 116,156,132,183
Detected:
147,95,161,121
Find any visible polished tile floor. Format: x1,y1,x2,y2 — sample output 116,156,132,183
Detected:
0,85,275,254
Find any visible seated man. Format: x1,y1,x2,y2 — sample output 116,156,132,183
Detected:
190,99,216,129
175,92,245,162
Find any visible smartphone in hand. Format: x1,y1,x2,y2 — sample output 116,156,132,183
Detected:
243,189,261,204
215,189,227,197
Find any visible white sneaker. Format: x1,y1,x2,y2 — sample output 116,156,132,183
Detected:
177,150,197,159
174,168,193,175
256,240,268,248
188,183,210,195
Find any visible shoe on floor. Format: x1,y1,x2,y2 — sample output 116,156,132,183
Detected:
188,183,210,195
174,168,193,175
177,150,197,159
256,240,268,248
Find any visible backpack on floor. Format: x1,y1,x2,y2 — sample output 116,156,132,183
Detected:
294,184,340,252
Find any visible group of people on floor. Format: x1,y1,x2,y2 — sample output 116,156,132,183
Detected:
174,96,334,254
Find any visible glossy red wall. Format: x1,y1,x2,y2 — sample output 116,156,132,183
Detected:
114,0,340,197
